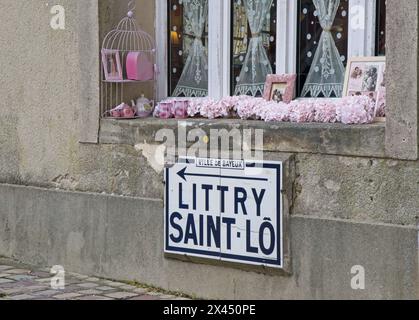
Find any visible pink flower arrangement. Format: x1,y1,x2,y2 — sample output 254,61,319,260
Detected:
336,95,375,124
155,94,376,125
289,100,316,123
314,100,339,123
375,89,386,117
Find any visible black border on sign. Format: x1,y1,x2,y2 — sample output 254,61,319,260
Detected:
165,160,283,268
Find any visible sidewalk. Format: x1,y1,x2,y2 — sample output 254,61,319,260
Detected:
0,258,190,300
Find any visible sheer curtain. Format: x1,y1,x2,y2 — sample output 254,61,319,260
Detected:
234,0,273,96
301,0,345,97
173,0,208,97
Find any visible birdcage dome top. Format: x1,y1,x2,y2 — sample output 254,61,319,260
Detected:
102,1,156,53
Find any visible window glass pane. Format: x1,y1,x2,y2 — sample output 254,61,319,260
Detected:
375,0,386,56
297,0,348,97
231,0,277,97
168,0,208,97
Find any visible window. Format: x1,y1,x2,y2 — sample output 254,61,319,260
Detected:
168,0,209,97
158,0,386,100
297,0,349,97
231,0,277,97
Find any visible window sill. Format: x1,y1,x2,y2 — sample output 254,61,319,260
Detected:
99,118,386,158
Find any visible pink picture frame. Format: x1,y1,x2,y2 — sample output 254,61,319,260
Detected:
263,74,297,104
101,49,123,81
343,56,386,119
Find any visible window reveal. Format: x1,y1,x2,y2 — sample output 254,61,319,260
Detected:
375,0,386,56
168,0,208,97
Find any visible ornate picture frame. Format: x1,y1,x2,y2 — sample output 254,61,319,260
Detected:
343,56,386,117
263,74,297,104
101,49,123,81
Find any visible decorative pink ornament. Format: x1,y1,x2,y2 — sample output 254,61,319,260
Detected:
122,105,135,118
110,109,121,118
156,101,174,119
173,101,189,119
126,52,154,81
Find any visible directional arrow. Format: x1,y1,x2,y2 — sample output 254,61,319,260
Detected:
177,167,268,182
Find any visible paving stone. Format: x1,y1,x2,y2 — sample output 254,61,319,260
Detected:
76,296,114,301
6,269,31,274
35,278,52,283
95,286,116,291
0,287,29,295
129,295,160,300
22,285,50,292
7,275,37,281
68,273,89,280
53,292,83,300
0,279,14,284
84,277,101,282
0,266,13,271
160,295,177,300
32,289,63,296
77,282,99,289
29,271,52,278
119,284,138,291
133,288,149,294
102,280,127,287
2,285,50,295
77,289,103,295
8,294,36,300
104,292,139,299
62,285,87,292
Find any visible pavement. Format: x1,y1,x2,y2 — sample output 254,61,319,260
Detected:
0,258,190,300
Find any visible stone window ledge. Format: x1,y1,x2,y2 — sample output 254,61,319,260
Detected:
99,118,386,158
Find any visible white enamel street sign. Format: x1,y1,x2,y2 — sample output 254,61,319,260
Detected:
165,158,283,269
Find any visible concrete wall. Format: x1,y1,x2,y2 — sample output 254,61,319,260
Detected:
0,184,417,300
0,0,418,299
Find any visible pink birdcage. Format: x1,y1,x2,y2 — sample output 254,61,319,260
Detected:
101,0,156,118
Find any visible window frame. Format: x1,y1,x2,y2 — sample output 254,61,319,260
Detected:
156,0,380,101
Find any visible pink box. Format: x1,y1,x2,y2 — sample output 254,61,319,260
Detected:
126,52,154,81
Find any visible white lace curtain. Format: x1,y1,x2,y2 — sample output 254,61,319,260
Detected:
301,0,345,98
173,0,208,97
234,0,273,96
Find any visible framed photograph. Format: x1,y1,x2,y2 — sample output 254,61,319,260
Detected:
263,74,297,104
101,49,123,81
343,56,386,117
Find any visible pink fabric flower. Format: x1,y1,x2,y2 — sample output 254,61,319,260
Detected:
289,100,316,123
375,89,386,117
337,95,375,124
235,97,264,120
314,100,338,123
154,101,173,119
258,101,291,122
